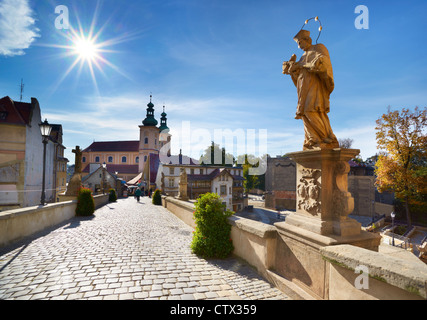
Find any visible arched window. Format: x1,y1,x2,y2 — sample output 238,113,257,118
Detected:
108,156,113,163
82,156,86,163
144,137,148,144
121,156,127,163
136,156,139,163
95,156,100,163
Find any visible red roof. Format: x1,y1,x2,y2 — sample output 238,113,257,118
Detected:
0,96,33,125
82,164,139,174
82,141,139,152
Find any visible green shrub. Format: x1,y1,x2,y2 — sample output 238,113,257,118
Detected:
108,188,117,202
75,188,95,216
152,189,162,205
190,193,234,259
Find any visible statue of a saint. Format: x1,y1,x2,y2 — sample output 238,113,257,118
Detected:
178,169,188,201
283,29,339,150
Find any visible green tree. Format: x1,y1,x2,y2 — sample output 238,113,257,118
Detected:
375,106,427,227
200,142,234,167
237,154,267,192
75,188,95,216
152,189,162,205
190,193,234,258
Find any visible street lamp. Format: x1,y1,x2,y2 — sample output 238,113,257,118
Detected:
390,211,396,246
39,119,52,205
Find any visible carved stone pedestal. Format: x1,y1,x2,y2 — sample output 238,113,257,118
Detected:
273,148,381,299
280,148,370,237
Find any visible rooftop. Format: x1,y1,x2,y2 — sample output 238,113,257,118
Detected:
82,141,139,153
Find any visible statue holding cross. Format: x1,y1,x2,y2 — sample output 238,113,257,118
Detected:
65,145,83,196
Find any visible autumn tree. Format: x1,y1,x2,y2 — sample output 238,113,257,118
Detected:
375,106,427,227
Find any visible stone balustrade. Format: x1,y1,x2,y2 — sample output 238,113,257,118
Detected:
162,196,427,300
0,194,109,247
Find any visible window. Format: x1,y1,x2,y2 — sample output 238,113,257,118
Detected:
169,178,175,187
200,169,203,175
95,156,100,163
108,156,113,163
220,185,227,196
136,157,139,163
170,167,175,175
190,169,194,175
144,137,148,144
122,156,127,163
82,156,86,163
144,156,147,162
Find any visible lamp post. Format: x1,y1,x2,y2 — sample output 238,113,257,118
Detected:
390,211,396,246
39,119,52,205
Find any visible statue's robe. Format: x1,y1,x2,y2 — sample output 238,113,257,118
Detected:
290,43,339,150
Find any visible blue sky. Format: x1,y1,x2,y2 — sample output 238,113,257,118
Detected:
1,0,426,164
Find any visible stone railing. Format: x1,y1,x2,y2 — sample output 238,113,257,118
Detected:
321,244,426,300
0,194,109,248
162,196,427,300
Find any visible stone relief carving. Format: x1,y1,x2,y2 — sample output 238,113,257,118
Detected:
297,168,321,214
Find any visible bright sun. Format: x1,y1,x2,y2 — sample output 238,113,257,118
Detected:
45,5,140,94
73,37,98,61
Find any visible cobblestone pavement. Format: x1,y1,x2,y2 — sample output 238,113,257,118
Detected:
0,197,290,300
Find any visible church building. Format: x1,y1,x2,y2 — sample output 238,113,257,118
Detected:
81,96,171,184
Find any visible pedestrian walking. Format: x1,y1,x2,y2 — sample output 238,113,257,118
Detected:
135,187,142,202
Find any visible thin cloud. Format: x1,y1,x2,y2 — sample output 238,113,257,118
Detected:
0,0,40,56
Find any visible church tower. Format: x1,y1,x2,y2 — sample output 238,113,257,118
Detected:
159,106,172,158
139,95,160,173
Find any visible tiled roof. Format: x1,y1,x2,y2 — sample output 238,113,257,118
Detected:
82,164,139,174
0,96,33,125
160,154,200,165
349,160,374,169
187,168,243,181
82,141,139,152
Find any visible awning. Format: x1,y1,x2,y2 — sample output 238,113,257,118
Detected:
127,172,142,185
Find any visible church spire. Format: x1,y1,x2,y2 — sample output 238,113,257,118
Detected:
142,95,158,126
159,105,169,132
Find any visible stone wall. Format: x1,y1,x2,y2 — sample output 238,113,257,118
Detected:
162,196,427,300
321,245,426,300
0,194,109,247
348,176,375,216
265,156,296,210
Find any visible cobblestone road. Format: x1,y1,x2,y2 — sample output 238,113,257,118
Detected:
0,197,290,300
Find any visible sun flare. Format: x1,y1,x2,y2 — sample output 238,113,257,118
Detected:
73,37,98,61
43,3,141,95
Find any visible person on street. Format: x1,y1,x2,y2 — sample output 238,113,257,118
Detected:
135,187,142,202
